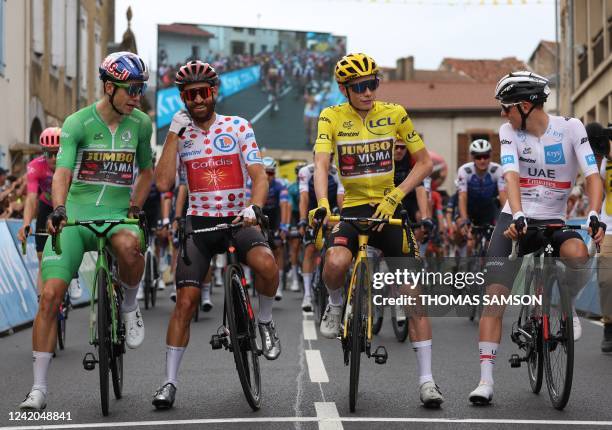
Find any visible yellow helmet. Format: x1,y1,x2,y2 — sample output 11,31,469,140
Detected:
334,53,379,84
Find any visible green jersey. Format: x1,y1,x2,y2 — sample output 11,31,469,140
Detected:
57,103,153,209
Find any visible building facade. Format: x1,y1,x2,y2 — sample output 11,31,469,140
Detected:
0,0,115,174
559,0,611,122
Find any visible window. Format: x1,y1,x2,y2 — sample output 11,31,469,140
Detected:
51,0,66,69
65,0,77,78
248,28,255,35
94,23,102,95
32,0,44,56
0,0,5,76
79,6,88,93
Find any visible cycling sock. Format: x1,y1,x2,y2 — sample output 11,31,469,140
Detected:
201,282,211,303
412,339,433,385
121,281,140,313
258,294,274,323
303,273,313,298
291,265,298,280
478,341,498,385
164,345,185,387
327,286,343,307
32,351,53,395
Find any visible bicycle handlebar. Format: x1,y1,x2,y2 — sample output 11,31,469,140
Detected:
51,218,142,255
508,223,597,261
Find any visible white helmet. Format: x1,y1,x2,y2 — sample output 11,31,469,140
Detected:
494,71,550,104
262,156,276,172
469,139,492,154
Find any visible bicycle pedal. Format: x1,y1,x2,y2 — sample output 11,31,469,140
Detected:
509,353,521,368
372,346,388,365
82,352,98,371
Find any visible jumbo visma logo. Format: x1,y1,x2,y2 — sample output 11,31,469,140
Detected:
213,134,237,152
544,143,565,165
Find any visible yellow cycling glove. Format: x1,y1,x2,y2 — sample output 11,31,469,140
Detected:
373,187,405,220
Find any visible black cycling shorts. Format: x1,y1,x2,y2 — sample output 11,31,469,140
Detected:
35,200,53,253
327,204,419,258
484,212,582,288
176,216,270,289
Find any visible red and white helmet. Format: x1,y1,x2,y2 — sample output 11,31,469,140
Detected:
175,60,219,90
39,127,61,149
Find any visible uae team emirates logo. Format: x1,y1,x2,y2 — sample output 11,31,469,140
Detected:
185,154,244,192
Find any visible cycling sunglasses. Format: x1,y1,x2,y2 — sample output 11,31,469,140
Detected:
345,78,380,94
113,81,147,97
472,153,491,160
182,86,213,102
44,151,58,159
501,102,521,113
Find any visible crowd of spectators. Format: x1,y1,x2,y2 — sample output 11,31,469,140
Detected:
0,167,27,219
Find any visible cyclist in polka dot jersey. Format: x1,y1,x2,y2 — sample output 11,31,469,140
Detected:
153,61,281,410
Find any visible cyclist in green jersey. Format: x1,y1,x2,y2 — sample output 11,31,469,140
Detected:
19,52,154,411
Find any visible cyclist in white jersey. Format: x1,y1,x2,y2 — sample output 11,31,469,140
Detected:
468,71,605,405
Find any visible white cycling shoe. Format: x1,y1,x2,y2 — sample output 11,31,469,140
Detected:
19,389,47,410
469,382,494,405
122,306,145,349
68,279,82,300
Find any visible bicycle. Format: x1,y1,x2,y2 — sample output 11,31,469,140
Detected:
312,209,415,412
52,217,146,416
508,223,596,410
179,216,266,411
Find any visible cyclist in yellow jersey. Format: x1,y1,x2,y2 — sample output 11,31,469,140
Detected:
310,53,443,407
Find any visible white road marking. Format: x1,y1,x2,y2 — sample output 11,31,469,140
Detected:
303,319,318,340
293,333,307,430
5,417,612,429
250,86,292,124
305,349,329,383
315,401,343,430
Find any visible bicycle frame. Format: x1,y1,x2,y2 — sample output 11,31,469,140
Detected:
52,218,144,346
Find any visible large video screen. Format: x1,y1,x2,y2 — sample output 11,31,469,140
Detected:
156,24,347,149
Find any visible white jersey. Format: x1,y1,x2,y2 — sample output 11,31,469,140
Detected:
499,115,598,220
298,163,345,195
177,114,262,217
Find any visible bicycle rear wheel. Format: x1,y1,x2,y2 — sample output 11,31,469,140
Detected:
96,268,111,416
225,264,261,410
542,275,573,410
349,263,367,413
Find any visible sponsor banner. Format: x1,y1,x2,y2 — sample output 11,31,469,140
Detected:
156,66,261,129
0,222,38,331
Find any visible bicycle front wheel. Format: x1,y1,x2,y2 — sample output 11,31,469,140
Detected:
542,275,573,410
144,253,152,310
110,286,124,400
520,268,543,394
96,268,111,416
225,264,261,410
349,263,367,413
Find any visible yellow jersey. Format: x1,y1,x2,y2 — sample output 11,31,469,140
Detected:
314,101,425,208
